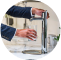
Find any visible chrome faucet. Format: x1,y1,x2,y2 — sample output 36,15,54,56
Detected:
30,11,47,54
23,1,47,54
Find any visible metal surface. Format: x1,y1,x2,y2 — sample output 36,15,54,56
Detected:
22,11,47,54
30,17,43,21
44,11,47,53
30,11,47,54
22,50,42,55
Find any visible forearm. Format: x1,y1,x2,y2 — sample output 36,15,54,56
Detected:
1,23,16,41
6,5,32,19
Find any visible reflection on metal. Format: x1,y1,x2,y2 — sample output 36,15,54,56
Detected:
30,17,43,21
44,11,47,53
31,11,47,54
22,11,47,54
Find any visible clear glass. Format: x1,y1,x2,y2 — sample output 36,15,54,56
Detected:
47,35,57,52
26,25,37,41
22,25,42,55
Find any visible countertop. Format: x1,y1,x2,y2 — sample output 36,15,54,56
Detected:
12,52,49,59
4,36,55,59
6,45,51,59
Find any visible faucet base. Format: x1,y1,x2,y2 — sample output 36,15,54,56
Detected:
22,50,42,55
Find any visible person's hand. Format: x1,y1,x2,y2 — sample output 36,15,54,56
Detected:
32,8,50,19
15,29,37,41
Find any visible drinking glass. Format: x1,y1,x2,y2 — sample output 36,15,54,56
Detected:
47,35,57,52
22,25,42,55
26,25,37,41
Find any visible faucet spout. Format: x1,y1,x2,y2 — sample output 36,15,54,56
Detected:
29,10,47,54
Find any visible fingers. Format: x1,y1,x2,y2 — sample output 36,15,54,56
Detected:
26,29,37,41
35,8,50,18
40,10,45,13
28,29,37,34
38,9,45,12
47,12,50,18
27,33,37,38
26,36,34,41
40,10,50,19
37,13,42,16
47,12,50,19
41,11,50,19
28,32,37,37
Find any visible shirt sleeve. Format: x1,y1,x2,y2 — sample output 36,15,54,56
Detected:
30,8,35,17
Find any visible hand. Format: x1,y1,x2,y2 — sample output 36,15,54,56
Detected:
32,8,50,19
15,29,37,41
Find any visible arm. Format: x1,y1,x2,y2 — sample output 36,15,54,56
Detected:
1,23,16,41
1,24,37,41
2,6,32,41
32,8,49,19
6,5,49,19
6,5,32,19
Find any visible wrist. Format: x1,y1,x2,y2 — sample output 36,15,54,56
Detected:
15,29,19,36
32,8,36,15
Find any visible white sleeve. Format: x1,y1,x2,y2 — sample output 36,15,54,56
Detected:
30,8,35,17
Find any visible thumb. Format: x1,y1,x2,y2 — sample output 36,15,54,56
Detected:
42,10,45,12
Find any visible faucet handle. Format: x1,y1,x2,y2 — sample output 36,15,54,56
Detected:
30,11,47,21
30,12,44,21
30,17,43,21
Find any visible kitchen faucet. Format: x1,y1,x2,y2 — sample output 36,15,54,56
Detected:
30,11,47,53
23,1,47,54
